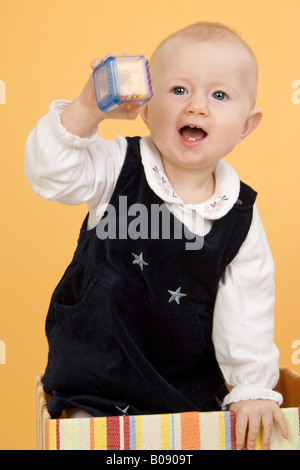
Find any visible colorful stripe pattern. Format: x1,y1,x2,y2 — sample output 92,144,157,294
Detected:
35,375,300,450
44,407,300,451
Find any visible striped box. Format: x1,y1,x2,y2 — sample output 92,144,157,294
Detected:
36,368,300,450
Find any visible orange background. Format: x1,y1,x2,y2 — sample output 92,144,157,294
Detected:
0,0,299,450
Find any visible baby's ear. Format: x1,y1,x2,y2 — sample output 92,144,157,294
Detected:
240,109,263,140
139,103,149,128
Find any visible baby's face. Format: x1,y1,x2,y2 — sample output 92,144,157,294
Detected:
141,39,261,174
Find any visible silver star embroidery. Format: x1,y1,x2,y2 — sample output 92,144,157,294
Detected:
115,405,130,416
168,287,187,304
132,252,148,271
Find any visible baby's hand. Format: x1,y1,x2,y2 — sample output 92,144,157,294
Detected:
60,54,140,138
229,399,289,450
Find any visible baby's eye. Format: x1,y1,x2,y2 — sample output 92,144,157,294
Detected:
213,91,228,101
172,86,187,95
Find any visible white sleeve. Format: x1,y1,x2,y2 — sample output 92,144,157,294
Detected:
212,205,283,407
24,100,127,208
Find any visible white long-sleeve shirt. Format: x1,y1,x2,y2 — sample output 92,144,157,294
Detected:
24,100,283,407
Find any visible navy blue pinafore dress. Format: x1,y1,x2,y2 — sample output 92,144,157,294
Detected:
42,137,257,418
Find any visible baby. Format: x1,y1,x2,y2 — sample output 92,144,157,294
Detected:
25,22,288,450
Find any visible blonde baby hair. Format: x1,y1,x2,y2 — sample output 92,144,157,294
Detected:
150,22,258,107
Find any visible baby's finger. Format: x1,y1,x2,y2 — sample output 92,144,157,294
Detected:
235,414,248,450
247,415,261,450
90,58,102,69
261,413,274,450
274,408,289,440
90,53,116,70
117,102,140,120
102,52,116,61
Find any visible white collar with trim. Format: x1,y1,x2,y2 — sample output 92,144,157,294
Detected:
140,135,241,221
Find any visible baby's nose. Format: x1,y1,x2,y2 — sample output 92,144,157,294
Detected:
185,96,209,116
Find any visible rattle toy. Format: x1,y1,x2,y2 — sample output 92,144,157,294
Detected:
93,55,153,111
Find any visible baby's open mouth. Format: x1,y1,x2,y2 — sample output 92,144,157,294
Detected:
179,126,207,142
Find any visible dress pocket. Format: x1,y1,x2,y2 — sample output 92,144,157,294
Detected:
54,276,99,313
51,260,101,337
